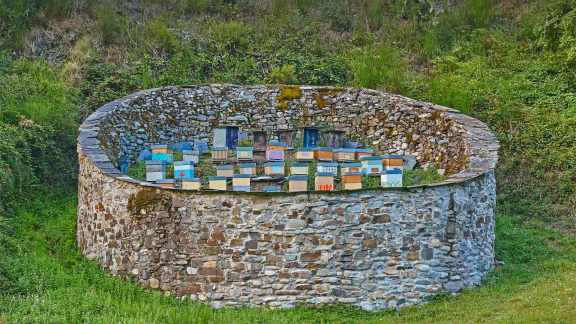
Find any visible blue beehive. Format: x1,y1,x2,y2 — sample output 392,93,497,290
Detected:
381,169,403,187
226,126,239,149
193,140,209,154
361,156,383,175
151,152,173,163
265,161,285,176
169,141,193,152
137,149,152,161
303,127,319,148
173,161,195,179
317,162,338,175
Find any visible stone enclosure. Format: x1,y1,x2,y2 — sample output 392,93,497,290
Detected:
77,85,499,310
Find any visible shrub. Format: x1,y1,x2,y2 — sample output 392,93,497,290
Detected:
269,64,297,84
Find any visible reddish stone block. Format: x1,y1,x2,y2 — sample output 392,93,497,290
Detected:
300,251,321,262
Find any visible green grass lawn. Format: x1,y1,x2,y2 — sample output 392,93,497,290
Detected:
1,193,575,323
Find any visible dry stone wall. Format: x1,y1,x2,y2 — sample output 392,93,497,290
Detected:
77,85,499,310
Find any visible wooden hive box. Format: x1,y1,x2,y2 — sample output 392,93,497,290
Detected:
317,162,338,175
238,163,256,176
265,162,285,177
383,154,404,171
288,175,308,192
342,172,362,190
341,162,362,175
180,178,201,190
355,148,374,160
381,169,403,188
211,147,228,162
208,176,227,191
182,150,200,164
315,173,335,191
290,162,309,175
212,128,227,148
295,148,315,161
314,147,333,161
334,148,356,162
151,144,171,154
232,174,252,192
236,146,254,161
361,156,383,176
216,164,234,178
173,161,195,180
145,160,167,182
156,179,176,189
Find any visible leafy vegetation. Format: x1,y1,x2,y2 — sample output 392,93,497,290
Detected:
2,0,576,322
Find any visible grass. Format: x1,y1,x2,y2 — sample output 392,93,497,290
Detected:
0,194,575,323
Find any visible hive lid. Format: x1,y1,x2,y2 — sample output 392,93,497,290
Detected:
180,177,201,182
216,164,234,170
212,147,228,151
236,146,254,151
288,175,308,181
382,154,404,159
233,174,252,179
383,169,403,174
239,163,256,168
341,162,362,167
145,160,167,165
265,161,284,166
316,172,335,177
209,176,227,180
361,156,383,161
174,161,194,166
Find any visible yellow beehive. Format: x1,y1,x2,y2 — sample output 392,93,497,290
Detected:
208,177,227,191
181,179,201,190
296,149,315,161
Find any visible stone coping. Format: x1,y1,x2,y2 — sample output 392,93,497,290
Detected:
77,84,499,193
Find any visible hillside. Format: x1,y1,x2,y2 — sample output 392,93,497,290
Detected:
1,0,576,322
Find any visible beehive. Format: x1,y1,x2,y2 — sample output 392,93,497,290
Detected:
265,162,285,177
290,162,309,175
212,128,227,148
355,148,374,160
314,147,333,161
208,176,227,191
216,164,234,178
180,178,201,190
288,175,308,192
236,146,254,161
145,160,167,182
156,179,176,189
173,161,195,179
232,174,251,192
383,154,404,171
150,144,170,154
334,148,356,162
342,173,362,190
211,147,228,162
317,162,338,175
381,169,403,187
266,141,286,161
295,148,315,161
251,179,282,192
238,163,256,176
341,162,362,175
361,156,383,176
182,150,200,164
315,172,335,191
252,130,268,151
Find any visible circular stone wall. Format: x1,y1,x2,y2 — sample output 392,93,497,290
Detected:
77,85,499,310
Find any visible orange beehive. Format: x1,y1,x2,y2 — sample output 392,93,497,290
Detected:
314,148,333,161
342,173,362,190
383,154,404,170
